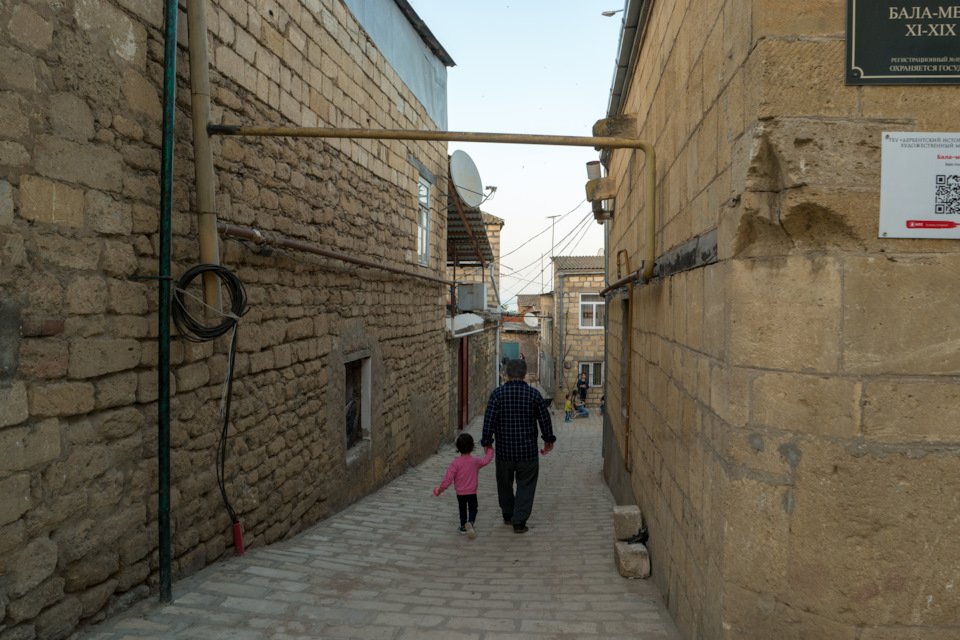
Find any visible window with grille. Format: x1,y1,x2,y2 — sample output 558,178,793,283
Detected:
579,293,605,328
580,361,604,387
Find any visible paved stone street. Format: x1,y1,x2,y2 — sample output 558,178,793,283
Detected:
79,411,678,639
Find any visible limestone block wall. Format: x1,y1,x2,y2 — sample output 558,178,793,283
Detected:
551,271,605,403
0,0,453,637
602,0,960,638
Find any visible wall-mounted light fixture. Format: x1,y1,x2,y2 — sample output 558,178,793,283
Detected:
601,9,624,16
585,160,614,223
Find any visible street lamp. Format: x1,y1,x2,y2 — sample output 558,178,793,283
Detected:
601,9,623,16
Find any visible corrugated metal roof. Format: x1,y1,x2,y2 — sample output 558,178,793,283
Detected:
553,256,605,271
446,167,495,267
517,294,539,309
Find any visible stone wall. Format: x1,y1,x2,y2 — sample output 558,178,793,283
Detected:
0,0,454,637
551,270,605,404
602,0,960,638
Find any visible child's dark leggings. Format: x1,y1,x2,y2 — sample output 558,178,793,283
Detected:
457,494,478,526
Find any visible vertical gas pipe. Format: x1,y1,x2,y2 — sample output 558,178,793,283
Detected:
186,0,222,309
616,250,633,472
157,0,177,603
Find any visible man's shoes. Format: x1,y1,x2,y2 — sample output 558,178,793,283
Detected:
513,523,528,534
458,526,467,535
465,522,476,540
503,516,513,525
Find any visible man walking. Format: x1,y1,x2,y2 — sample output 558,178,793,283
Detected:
481,358,556,534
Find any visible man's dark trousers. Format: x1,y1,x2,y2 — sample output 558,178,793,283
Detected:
495,457,539,526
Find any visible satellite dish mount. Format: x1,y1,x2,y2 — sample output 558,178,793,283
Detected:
449,150,484,209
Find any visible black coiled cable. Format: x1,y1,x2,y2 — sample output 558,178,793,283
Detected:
172,264,249,524
172,264,248,342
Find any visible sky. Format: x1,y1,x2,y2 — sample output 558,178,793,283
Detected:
405,0,625,309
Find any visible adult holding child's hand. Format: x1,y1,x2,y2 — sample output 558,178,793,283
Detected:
481,358,556,534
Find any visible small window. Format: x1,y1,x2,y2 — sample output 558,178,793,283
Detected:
579,294,605,329
345,357,371,455
580,361,604,387
417,176,430,267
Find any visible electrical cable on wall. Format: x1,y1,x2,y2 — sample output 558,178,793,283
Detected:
171,264,249,552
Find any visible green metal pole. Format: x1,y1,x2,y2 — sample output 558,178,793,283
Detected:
158,0,177,603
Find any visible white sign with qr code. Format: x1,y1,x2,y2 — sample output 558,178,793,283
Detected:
880,132,960,239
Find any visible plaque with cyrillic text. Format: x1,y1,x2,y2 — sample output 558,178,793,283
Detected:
879,132,960,238
847,2,960,84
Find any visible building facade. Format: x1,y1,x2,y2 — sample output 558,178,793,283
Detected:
599,1,960,638
0,0,459,636
546,256,605,407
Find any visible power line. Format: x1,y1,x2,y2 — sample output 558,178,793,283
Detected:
500,214,593,277
498,199,586,260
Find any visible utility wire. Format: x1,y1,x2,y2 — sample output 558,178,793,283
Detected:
501,217,592,281
500,214,593,277
498,199,586,260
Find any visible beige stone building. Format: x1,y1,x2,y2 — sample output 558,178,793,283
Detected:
543,256,605,407
0,0,465,636
599,1,960,638
516,293,540,314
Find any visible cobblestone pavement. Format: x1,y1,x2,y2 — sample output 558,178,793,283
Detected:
80,410,679,639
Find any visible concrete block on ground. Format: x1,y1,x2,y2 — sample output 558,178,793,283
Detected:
613,504,643,540
614,540,651,578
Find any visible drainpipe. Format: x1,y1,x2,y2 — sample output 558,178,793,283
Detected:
186,0,222,309
157,0,177,603
615,250,633,472
602,220,609,459
640,145,657,282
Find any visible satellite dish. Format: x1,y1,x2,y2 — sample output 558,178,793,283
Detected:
449,150,484,209
523,313,539,328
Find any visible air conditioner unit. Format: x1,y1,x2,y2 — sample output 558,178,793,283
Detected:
457,283,487,311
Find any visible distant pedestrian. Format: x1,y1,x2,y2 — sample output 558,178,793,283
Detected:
576,372,589,402
519,352,525,361
564,394,573,422
433,433,494,539
481,358,556,534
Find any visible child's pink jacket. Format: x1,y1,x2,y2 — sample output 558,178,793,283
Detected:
438,448,495,495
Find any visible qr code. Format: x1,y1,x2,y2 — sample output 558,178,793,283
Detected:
935,175,960,214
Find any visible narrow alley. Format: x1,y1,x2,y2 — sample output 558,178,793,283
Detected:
78,412,678,640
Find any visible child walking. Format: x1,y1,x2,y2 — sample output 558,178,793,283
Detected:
564,394,573,422
433,433,494,539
